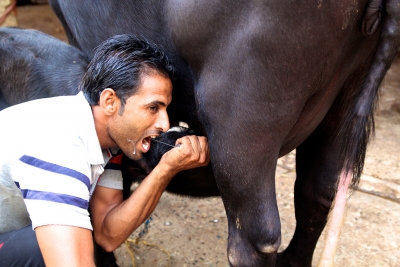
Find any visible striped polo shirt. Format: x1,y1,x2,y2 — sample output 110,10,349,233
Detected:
0,92,123,233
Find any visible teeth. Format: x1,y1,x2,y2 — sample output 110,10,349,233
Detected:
143,142,149,150
151,136,156,139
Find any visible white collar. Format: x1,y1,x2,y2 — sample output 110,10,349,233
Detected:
76,92,104,165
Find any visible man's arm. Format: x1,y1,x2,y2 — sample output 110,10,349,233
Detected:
90,135,209,251
36,225,95,267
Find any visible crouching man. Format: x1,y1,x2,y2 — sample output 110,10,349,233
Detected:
0,34,209,267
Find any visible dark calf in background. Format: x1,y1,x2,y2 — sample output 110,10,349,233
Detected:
0,27,88,110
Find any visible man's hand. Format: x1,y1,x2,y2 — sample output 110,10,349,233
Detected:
159,135,210,175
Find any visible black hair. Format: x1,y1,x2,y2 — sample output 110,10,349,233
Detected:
79,34,174,110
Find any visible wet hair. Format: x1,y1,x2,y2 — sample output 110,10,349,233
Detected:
79,34,174,110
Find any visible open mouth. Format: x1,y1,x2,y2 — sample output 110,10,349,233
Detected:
141,135,157,153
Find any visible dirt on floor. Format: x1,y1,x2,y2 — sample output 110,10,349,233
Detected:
11,3,400,267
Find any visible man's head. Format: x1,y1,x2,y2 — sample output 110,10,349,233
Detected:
80,34,174,111
84,35,175,160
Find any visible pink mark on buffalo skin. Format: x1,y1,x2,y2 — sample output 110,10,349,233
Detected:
317,171,352,267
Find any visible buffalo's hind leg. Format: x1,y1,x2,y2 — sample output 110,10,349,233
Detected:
276,125,348,267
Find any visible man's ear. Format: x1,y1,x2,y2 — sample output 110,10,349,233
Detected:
98,88,119,115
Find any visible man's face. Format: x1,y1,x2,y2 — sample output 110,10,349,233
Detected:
108,72,172,160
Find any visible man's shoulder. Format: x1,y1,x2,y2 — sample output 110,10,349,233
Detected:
0,93,95,153
0,94,80,121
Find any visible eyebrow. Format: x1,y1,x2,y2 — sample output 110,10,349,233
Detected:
148,100,167,107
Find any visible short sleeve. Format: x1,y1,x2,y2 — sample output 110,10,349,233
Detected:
97,152,123,190
14,145,93,231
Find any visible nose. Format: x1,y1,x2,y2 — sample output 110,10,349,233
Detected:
155,110,170,132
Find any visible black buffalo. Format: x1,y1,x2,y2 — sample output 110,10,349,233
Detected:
4,0,400,265
47,0,400,266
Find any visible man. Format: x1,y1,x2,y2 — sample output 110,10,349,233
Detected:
0,34,210,266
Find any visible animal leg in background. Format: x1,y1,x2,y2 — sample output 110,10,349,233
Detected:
276,120,350,267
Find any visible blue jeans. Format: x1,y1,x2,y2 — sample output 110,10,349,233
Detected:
0,225,45,267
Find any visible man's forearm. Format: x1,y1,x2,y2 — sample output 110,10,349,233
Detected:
92,163,176,252
91,135,210,252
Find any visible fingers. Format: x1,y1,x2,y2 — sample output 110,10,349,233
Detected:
159,135,209,174
175,135,209,166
